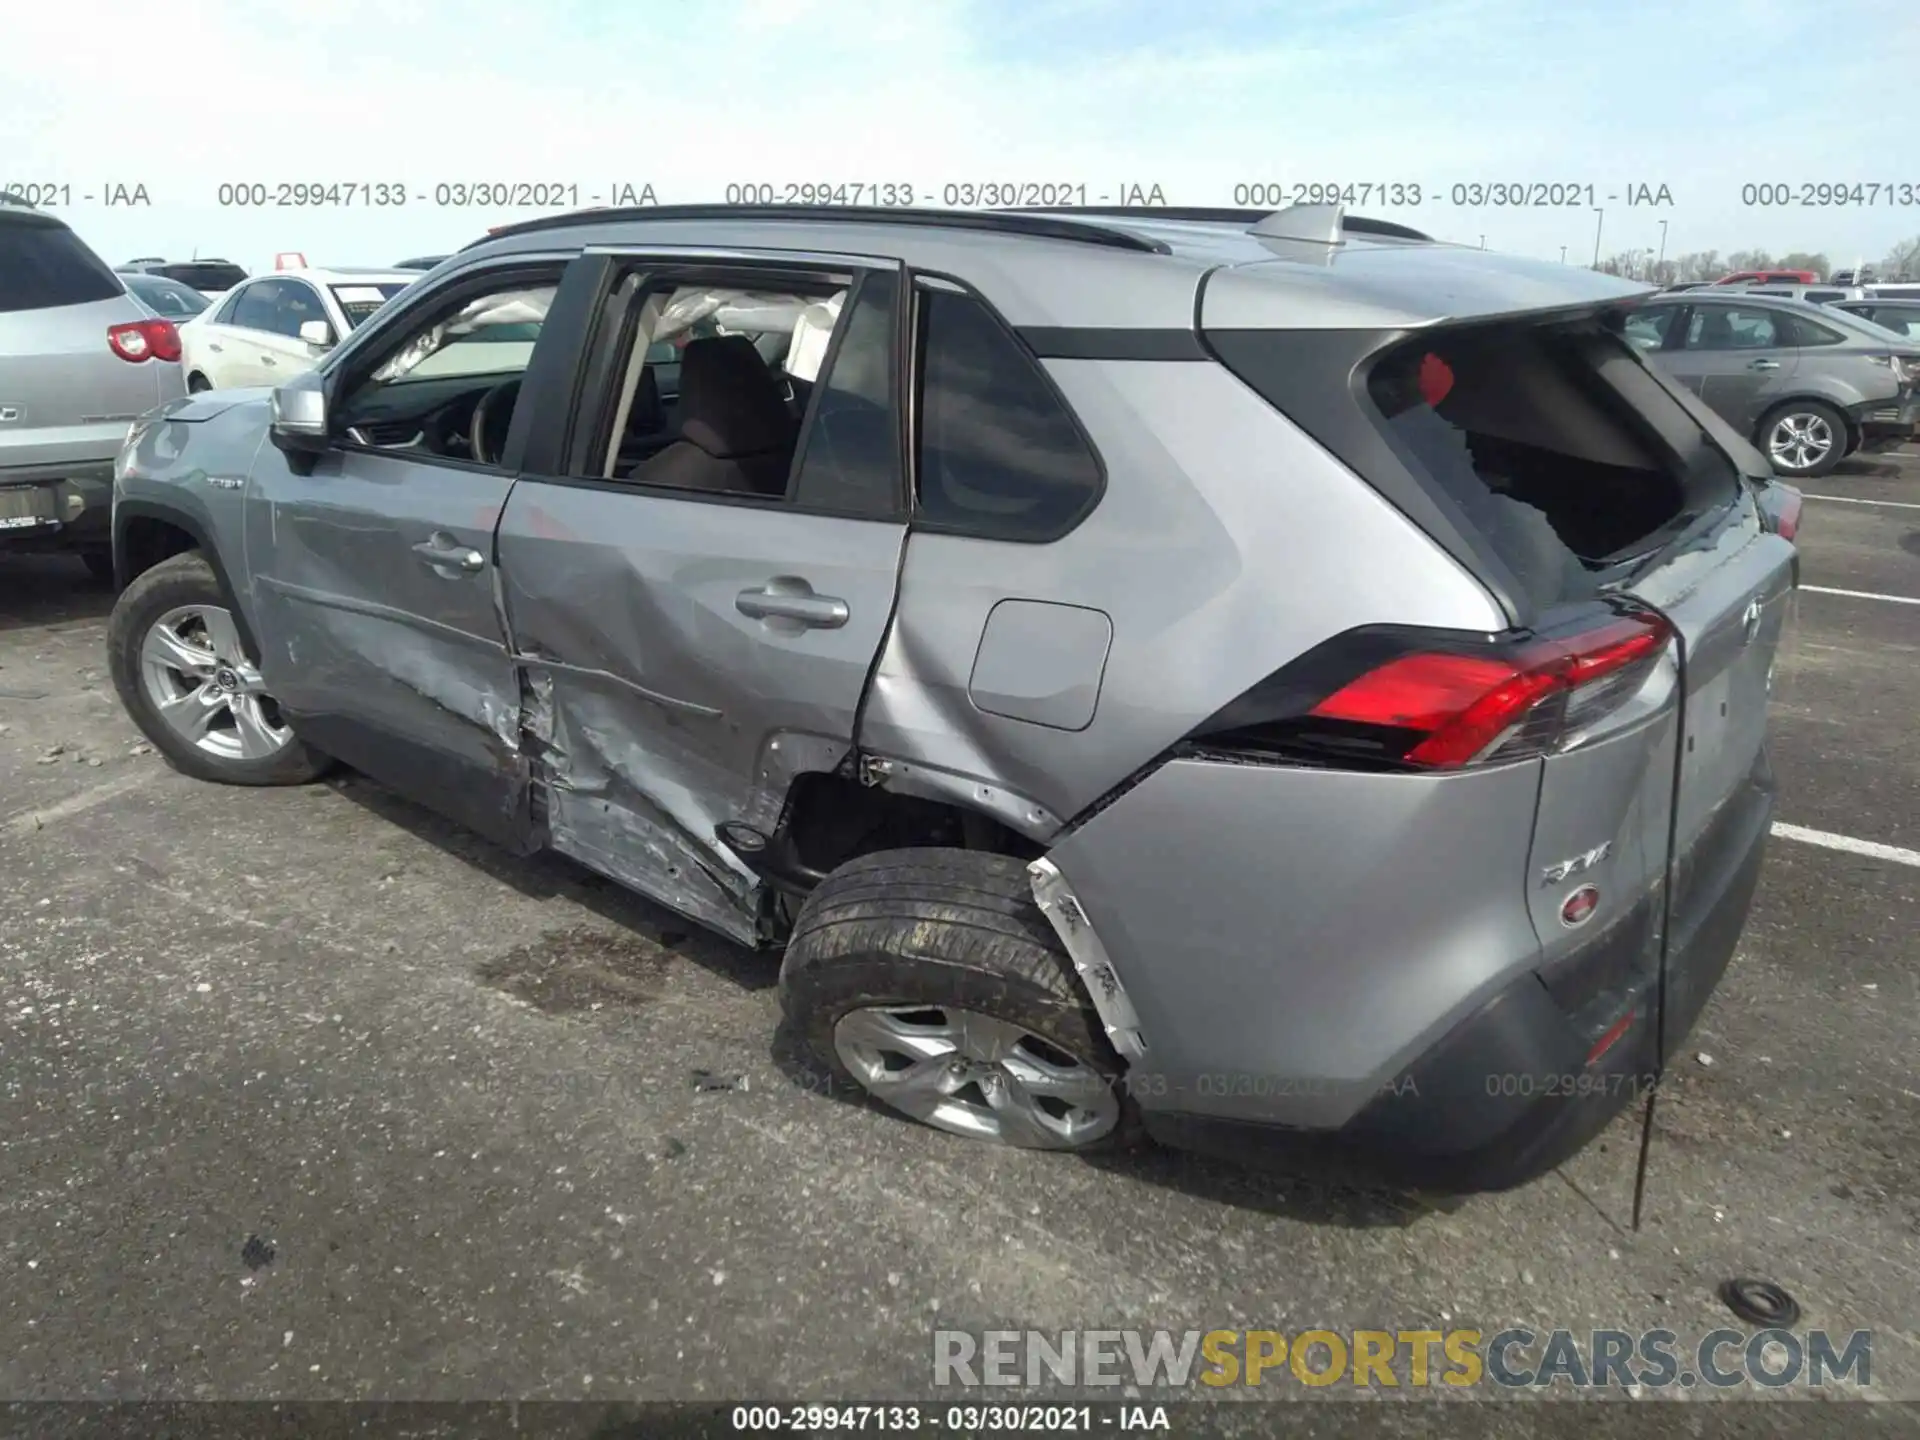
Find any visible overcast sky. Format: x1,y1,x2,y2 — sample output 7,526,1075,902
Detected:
3,0,1915,274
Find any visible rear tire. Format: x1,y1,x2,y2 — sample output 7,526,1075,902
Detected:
780,848,1139,1152
1756,399,1845,478
107,552,330,786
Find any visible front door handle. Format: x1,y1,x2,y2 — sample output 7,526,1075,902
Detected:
1748,358,1781,371
736,580,848,629
260,355,276,367
412,536,485,574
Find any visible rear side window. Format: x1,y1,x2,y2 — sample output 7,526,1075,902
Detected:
1364,321,1737,609
913,285,1104,541
1778,313,1846,346
0,219,124,313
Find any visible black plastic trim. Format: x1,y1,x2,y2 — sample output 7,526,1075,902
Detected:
111,499,259,657
1016,327,1209,361
1007,206,1435,241
466,205,1170,256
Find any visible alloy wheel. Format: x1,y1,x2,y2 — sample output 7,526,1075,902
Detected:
832,1004,1120,1149
138,604,294,761
1766,412,1834,472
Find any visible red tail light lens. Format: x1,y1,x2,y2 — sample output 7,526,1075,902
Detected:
107,319,181,364
1197,610,1674,772
1771,490,1802,542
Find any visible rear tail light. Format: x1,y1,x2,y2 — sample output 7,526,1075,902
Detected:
1191,609,1674,772
107,318,181,364
1769,487,1803,542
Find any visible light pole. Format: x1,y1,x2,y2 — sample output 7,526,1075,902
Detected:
1591,206,1605,268
1657,219,1668,269
1560,245,1568,264
1479,234,1486,249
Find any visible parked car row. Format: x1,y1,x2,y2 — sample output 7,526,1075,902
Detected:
1626,288,1920,477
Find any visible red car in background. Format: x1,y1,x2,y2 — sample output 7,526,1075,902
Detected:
1716,269,1820,285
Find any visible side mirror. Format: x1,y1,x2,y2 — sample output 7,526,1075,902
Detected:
269,370,330,457
299,319,335,349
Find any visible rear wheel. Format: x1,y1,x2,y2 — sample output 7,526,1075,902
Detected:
1757,400,1845,478
780,849,1135,1152
107,552,329,786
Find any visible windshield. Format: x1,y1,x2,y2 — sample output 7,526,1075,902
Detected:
331,282,412,330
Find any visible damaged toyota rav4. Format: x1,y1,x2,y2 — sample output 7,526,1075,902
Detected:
107,204,1796,1192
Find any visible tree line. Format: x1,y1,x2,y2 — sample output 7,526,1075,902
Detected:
1590,233,1920,283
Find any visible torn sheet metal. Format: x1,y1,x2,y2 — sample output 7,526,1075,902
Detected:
530,671,763,947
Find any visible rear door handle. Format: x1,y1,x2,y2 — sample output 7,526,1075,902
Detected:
412,536,485,574
260,355,276,366
736,580,848,629
1748,358,1781,371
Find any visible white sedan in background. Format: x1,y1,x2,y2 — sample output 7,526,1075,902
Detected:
178,267,416,392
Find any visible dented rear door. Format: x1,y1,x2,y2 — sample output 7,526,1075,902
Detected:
494,258,909,944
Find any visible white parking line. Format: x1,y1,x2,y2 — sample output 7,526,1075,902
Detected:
1772,822,1920,869
1797,585,1920,606
1799,493,1920,510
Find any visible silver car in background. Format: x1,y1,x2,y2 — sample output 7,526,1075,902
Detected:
1624,289,1920,476
0,195,185,577
105,203,1793,1192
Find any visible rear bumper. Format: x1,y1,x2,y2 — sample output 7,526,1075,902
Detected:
1850,393,1920,448
1139,753,1774,1193
0,461,115,551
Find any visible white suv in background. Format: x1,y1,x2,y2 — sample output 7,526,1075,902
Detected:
179,268,416,392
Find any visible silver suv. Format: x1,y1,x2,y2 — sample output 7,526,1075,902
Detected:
105,204,1795,1193
1624,289,1920,477
0,196,186,575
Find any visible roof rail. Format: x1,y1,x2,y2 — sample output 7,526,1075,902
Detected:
1013,204,1433,243
464,204,1171,255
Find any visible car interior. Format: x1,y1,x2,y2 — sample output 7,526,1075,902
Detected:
594,285,844,494
331,282,841,480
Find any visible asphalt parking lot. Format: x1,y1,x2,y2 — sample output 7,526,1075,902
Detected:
1,457,1917,1432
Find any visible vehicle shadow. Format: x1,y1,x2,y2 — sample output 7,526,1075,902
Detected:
765,1015,1460,1230
323,769,778,994
0,553,115,633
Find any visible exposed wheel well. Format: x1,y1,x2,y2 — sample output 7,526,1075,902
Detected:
120,515,200,582
769,771,1043,899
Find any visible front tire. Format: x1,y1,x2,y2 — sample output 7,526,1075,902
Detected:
187,372,211,393
107,552,330,786
1758,399,1845,478
780,849,1136,1152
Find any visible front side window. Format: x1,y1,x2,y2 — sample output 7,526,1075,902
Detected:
1622,306,1677,351
263,282,328,340
913,285,1104,541
334,268,562,466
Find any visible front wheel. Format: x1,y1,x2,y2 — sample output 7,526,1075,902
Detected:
780,849,1136,1152
106,552,330,786
1758,400,1846,478
187,372,211,393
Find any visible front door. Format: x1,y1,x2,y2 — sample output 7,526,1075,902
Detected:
1673,302,1799,435
496,254,910,943
242,259,570,848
